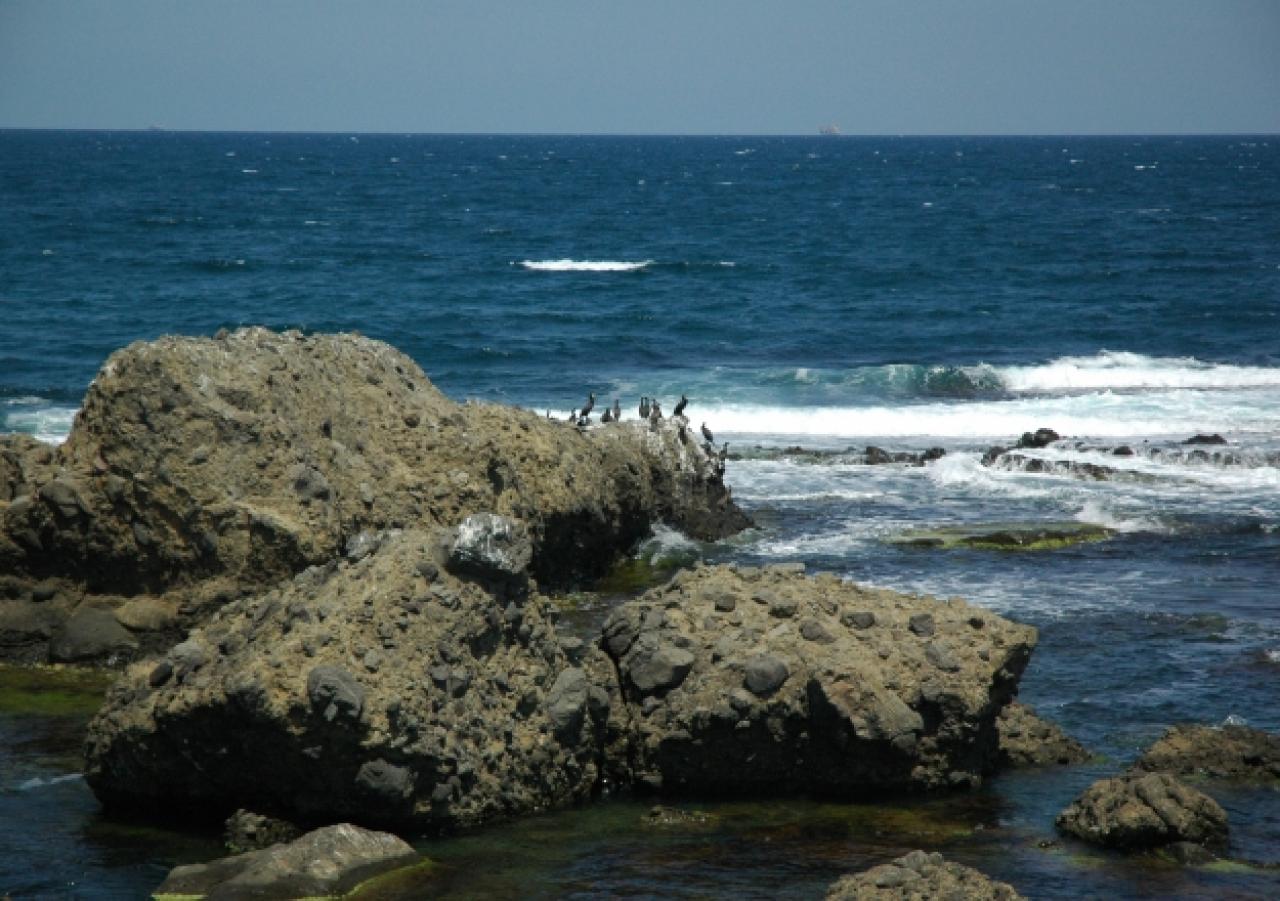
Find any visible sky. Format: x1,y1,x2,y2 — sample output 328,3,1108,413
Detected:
1,0,1277,135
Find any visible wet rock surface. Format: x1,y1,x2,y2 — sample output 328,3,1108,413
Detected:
152,823,418,900
1134,723,1280,781
0,328,748,663
600,565,1036,796
996,702,1090,767
85,528,613,832
1054,772,1229,851
825,849,1024,900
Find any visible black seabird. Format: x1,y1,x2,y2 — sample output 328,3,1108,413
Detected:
611,398,621,422
601,407,614,424
580,392,596,418
639,396,650,419
701,422,714,444
673,394,688,417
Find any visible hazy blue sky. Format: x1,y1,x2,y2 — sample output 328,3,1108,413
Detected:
2,0,1276,134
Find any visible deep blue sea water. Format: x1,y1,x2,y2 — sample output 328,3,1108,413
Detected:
2,132,1279,898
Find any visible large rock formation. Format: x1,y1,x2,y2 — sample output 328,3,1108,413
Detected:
599,565,1036,796
85,526,613,831
152,823,419,900
1134,723,1280,782
1055,772,1229,851
825,850,1024,900
0,328,747,662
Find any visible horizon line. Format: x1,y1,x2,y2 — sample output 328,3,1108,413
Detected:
1,126,1277,140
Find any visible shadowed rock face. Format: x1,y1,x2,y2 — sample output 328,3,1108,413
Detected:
996,702,1090,767
599,565,1037,797
85,528,614,832
1055,772,1229,851
0,328,748,661
825,850,1025,900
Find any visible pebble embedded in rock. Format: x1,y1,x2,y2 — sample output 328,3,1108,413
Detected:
743,654,789,696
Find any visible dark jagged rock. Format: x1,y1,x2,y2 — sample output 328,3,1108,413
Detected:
1055,772,1229,851
85,528,613,832
996,702,1090,767
1018,428,1061,449
0,328,749,663
152,823,418,900
864,446,947,466
1134,723,1280,781
1184,433,1227,445
223,809,302,854
599,565,1036,797
825,850,1025,900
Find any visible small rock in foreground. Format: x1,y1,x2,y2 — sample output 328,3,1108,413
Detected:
825,849,1024,900
223,808,302,854
152,823,419,900
1054,772,1228,851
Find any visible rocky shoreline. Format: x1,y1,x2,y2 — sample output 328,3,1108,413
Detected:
3,329,1276,897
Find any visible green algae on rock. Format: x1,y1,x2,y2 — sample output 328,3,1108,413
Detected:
0,663,113,717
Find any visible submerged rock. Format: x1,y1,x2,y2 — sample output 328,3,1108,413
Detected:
996,702,1090,767
1054,772,1229,851
600,565,1036,796
1134,723,1280,782
85,528,612,832
825,849,1024,900
152,823,418,900
0,328,748,663
889,522,1112,552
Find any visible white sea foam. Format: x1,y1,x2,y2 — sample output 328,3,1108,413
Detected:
519,259,651,272
2,405,78,444
997,351,1280,392
16,773,83,792
698,389,1280,442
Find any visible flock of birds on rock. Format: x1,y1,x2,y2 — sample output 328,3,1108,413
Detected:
550,392,729,476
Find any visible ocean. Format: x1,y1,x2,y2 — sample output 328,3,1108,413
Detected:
1,131,1278,898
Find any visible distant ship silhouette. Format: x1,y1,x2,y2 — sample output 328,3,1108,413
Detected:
818,124,840,136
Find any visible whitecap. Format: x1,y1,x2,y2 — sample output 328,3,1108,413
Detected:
997,351,1280,392
519,259,651,272
16,773,83,792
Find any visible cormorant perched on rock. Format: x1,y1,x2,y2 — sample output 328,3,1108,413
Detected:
566,409,576,423
601,408,613,424
611,398,621,422
649,401,663,424
673,394,688,417
717,442,729,473
639,397,650,419
580,392,596,418
701,422,714,444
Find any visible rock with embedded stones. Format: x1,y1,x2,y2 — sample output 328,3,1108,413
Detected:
599,564,1036,796
825,849,1025,900
152,823,417,900
85,529,613,832
1133,723,1280,781
1054,772,1228,850
0,329,749,662
996,702,1090,767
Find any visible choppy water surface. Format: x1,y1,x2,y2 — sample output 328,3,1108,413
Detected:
1,132,1278,897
